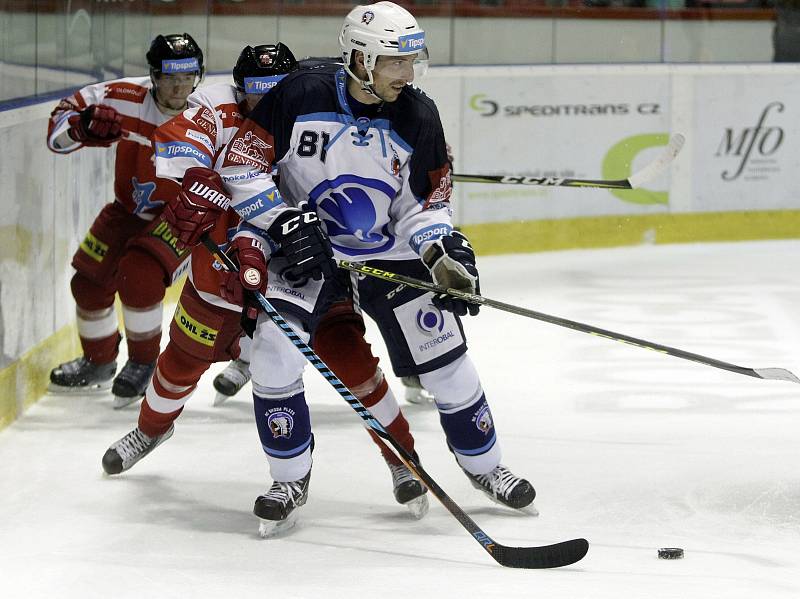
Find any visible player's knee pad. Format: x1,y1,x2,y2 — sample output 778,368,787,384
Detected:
420,353,482,411
313,312,378,389
117,247,168,308
249,312,307,396
71,271,115,311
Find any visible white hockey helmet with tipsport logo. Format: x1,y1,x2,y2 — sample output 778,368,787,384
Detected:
339,1,428,89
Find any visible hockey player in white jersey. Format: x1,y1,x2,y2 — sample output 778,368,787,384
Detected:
102,44,428,532
195,2,536,534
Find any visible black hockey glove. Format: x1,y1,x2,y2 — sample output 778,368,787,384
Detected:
267,208,336,285
422,231,481,317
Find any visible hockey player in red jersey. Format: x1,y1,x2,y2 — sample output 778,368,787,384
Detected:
101,44,428,529
47,33,204,409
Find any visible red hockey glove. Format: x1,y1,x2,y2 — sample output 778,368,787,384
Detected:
67,104,123,146
163,167,232,250
219,236,268,315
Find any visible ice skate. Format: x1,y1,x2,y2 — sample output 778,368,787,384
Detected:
253,470,311,538
401,375,434,405
385,456,428,519
464,464,537,512
212,359,251,406
48,356,116,394
102,424,174,475
111,360,156,409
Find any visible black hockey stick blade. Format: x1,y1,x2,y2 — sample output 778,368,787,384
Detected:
337,260,800,385
453,134,685,191
493,539,589,569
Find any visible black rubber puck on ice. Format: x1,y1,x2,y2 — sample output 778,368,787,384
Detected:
658,548,684,559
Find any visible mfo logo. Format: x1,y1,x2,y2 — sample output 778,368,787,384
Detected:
716,101,784,181
469,93,499,117
307,174,397,256
416,304,445,336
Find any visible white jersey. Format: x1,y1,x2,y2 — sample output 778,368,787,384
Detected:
218,65,453,263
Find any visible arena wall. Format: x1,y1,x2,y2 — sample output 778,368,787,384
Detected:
2,64,799,428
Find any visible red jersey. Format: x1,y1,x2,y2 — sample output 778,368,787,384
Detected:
47,76,181,221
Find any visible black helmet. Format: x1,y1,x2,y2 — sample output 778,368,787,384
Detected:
233,43,298,94
146,33,204,79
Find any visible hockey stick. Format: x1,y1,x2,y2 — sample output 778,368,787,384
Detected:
201,236,589,569
452,133,685,190
121,130,152,147
338,260,800,385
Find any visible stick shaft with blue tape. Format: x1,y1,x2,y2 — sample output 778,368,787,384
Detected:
201,235,588,569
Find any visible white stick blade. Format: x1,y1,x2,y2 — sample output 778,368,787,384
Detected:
753,367,800,384
627,133,685,188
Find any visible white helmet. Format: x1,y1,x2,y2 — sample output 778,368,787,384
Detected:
339,1,428,92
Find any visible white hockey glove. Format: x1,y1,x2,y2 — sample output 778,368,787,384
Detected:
422,231,481,316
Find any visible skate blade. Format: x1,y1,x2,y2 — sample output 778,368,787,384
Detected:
403,493,429,520
258,512,298,539
521,502,539,517
48,381,112,395
112,394,143,410
212,392,232,407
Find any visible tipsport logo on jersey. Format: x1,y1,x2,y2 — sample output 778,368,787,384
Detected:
307,175,398,256
154,141,212,167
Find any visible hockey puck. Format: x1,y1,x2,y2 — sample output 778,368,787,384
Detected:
658,548,684,559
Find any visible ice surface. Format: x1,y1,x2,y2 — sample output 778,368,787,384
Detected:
1,240,799,598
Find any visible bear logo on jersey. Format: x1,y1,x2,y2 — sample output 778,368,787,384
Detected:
307,175,397,256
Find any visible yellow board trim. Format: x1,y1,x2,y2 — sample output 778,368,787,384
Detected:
0,324,80,431
461,210,800,256
2,277,186,433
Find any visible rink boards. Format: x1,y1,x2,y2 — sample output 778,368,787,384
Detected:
2,64,800,428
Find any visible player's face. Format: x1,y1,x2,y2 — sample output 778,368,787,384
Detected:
371,54,416,102
154,73,196,110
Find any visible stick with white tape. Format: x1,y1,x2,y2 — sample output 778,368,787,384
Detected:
453,134,685,190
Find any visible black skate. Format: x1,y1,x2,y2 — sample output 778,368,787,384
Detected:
48,356,116,394
385,456,428,519
111,360,156,409
401,375,434,405
253,470,311,538
464,465,537,511
212,359,251,406
102,424,174,475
